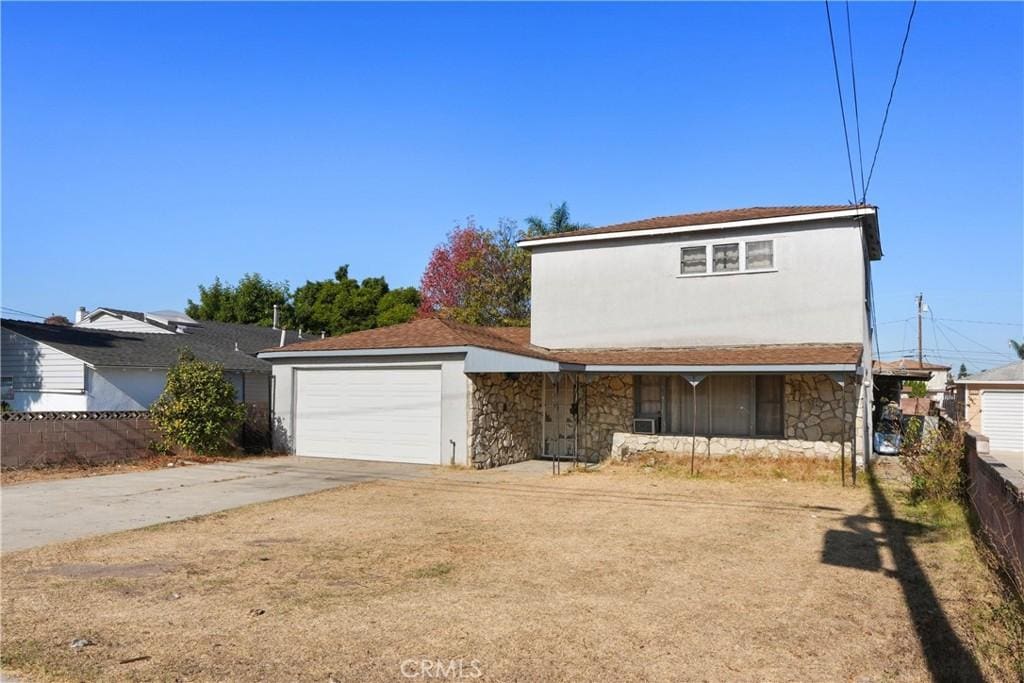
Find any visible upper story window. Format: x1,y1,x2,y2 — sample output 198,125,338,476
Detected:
679,239,775,277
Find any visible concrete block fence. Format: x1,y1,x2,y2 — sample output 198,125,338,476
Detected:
1,411,162,469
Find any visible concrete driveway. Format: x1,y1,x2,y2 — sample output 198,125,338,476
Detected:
1,457,432,552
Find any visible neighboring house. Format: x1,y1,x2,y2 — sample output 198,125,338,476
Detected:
0,309,300,413
873,358,951,406
955,360,1024,452
259,205,881,468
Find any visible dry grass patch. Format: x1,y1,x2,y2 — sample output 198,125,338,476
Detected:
0,465,1015,681
0,453,286,486
610,450,852,483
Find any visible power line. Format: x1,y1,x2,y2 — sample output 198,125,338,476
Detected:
824,0,859,203
845,0,866,199
862,0,918,201
935,319,1007,356
0,306,46,320
937,317,1023,328
878,317,913,325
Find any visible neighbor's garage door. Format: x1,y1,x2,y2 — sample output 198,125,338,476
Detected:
294,367,442,464
981,390,1024,452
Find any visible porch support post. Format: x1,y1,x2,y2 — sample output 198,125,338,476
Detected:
684,375,706,476
829,373,851,487
540,373,547,465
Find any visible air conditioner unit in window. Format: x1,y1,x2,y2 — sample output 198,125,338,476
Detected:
632,418,659,434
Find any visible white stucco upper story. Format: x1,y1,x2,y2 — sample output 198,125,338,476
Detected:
524,215,876,349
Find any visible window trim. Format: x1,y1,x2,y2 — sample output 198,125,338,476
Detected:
677,238,778,278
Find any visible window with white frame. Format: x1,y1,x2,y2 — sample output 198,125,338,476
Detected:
678,239,775,276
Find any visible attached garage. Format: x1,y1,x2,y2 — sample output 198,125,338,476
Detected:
981,390,1024,452
293,366,443,464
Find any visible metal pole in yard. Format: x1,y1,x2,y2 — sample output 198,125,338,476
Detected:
691,381,697,475
850,379,857,486
573,375,580,471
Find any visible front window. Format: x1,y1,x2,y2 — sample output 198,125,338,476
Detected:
712,243,740,273
680,246,707,275
745,240,774,270
679,239,775,276
633,374,784,438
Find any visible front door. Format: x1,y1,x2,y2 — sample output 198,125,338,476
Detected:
543,374,577,460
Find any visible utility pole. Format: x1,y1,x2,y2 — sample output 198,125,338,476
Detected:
916,293,924,366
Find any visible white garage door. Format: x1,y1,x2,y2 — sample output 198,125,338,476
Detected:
294,366,442,464
981,390,1024,452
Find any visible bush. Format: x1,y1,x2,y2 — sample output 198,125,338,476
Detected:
150,349,246,455
899,419,965,503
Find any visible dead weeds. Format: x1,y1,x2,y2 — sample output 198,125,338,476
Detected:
0,453,287,486
0,465,1017,682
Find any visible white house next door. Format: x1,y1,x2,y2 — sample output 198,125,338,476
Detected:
981,390,1024,452
293,366,442,464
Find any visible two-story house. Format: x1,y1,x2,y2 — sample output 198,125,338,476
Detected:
259,205,881,468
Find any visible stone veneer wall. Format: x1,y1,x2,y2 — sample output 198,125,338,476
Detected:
784,373,858,444
468,373,542,469
611,433,850,459
579,375,634,462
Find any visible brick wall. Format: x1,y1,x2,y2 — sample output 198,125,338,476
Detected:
1,412,162,469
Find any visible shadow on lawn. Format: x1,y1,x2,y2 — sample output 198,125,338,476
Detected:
822,476,983,682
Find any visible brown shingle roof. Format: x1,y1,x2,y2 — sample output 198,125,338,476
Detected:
547,343,863,367
520,205,874,243
873,358,950,372
262,319,862,367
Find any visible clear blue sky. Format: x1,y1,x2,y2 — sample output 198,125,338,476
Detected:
3,2,1021,371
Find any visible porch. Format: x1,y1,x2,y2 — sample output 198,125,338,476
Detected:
467,371,865,469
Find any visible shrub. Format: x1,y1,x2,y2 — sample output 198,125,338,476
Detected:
906,380,929,399
899,419,965,503
150,349,246,455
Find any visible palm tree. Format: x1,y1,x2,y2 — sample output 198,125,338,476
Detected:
525,202,589,236
1010,339,1024,360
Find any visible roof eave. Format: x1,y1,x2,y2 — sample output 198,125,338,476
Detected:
517,207,880,250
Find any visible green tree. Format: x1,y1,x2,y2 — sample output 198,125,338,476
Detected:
186,273,291,326
906,380,929,399
150,349,246,455
460,219,531,326
957,363,969,379
292,265,417,336
524,201,589,236
377,287,421,327
1010,339,1024,360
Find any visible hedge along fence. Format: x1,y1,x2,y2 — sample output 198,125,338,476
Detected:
1,411,161,469
1,407,274,470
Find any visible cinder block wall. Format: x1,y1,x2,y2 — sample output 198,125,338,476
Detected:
1,413,161,469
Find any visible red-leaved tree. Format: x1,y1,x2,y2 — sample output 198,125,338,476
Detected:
418,220,489,317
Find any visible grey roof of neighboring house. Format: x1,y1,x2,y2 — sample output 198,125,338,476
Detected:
88,308,304,353
167,319,303,355
2,319,272,373
958,360,1024,384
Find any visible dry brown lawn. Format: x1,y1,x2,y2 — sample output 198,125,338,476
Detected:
1,459,1016,682
0,454,286,487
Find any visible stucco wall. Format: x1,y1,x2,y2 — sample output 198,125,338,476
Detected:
269,354,470,464
530,220,868,349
